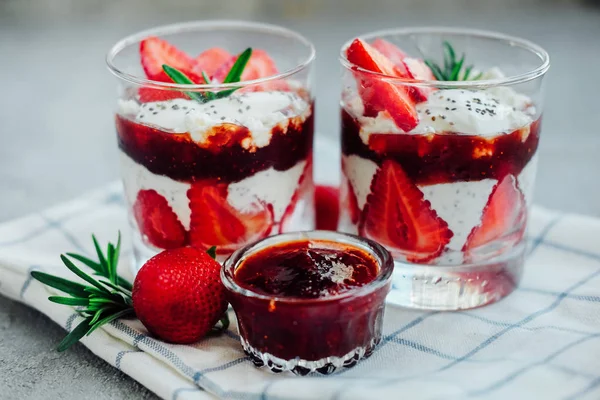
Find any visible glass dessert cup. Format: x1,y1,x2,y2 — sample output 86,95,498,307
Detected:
222,231,394,375
338,27,549,310
106,21,315,275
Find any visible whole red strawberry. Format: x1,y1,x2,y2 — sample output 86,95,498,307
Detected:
132,247,228,343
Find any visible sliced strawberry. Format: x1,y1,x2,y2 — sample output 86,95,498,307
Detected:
360,160,452,263
192,47,232,78
188,182,273,254
213,49,279,82
463,175,526,260
140,36,200,82
133,189,188,249
279,157,313,233
346,39,418,132
315,185,340,231
403,57,435,81
371,38,409,75
137,87,188,103
401,57,435,102
242,49,279,80
346,179,361,225
370,39,435,102
211,56,235,82
340,175,361,226
402,57,436,101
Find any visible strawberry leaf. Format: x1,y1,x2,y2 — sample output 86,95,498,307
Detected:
208,313,230,336
207,246,217,259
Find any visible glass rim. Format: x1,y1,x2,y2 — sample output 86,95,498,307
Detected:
339,26,550,88
221,230,394,304
106,20,316,90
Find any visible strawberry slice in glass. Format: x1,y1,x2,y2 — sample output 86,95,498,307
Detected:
360,160,453,263
133,189,188,249
345,39,419,132
140,36,201,83
213,49,288,92
192,47,232,78
371,38,435,102
188,182,274,255
463,174,527,262
371,38,409,74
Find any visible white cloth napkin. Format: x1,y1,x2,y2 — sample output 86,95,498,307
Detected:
2,176,600,399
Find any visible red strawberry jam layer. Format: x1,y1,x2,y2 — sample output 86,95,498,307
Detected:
341,109,540,186
225,236,392,373
234,240,379,298
116,107,314,184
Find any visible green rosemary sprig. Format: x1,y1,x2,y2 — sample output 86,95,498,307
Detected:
162,47,253,102
31,233,134,351
425,41,483,81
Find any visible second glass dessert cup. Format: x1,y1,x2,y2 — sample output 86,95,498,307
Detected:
338,27,550,310
106,21,315,275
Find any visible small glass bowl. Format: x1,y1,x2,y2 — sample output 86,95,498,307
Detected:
221,230,394,375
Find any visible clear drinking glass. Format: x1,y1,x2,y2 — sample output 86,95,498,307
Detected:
222,230,393,375
338,27,549,310
106,21,315,275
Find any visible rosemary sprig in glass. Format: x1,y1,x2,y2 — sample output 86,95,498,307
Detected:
425,41,483,81
162,47,253,102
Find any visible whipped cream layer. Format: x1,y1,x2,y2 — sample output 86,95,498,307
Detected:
119,151,309,231
413,89,533,135
227,161,306,221
347,86,534,145
341,154,535,265
118,91,311,150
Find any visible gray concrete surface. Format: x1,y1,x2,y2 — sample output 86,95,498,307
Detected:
1,0,599,398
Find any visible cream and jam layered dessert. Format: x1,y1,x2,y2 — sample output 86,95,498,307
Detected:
339,38,540,265
116,37,314,262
